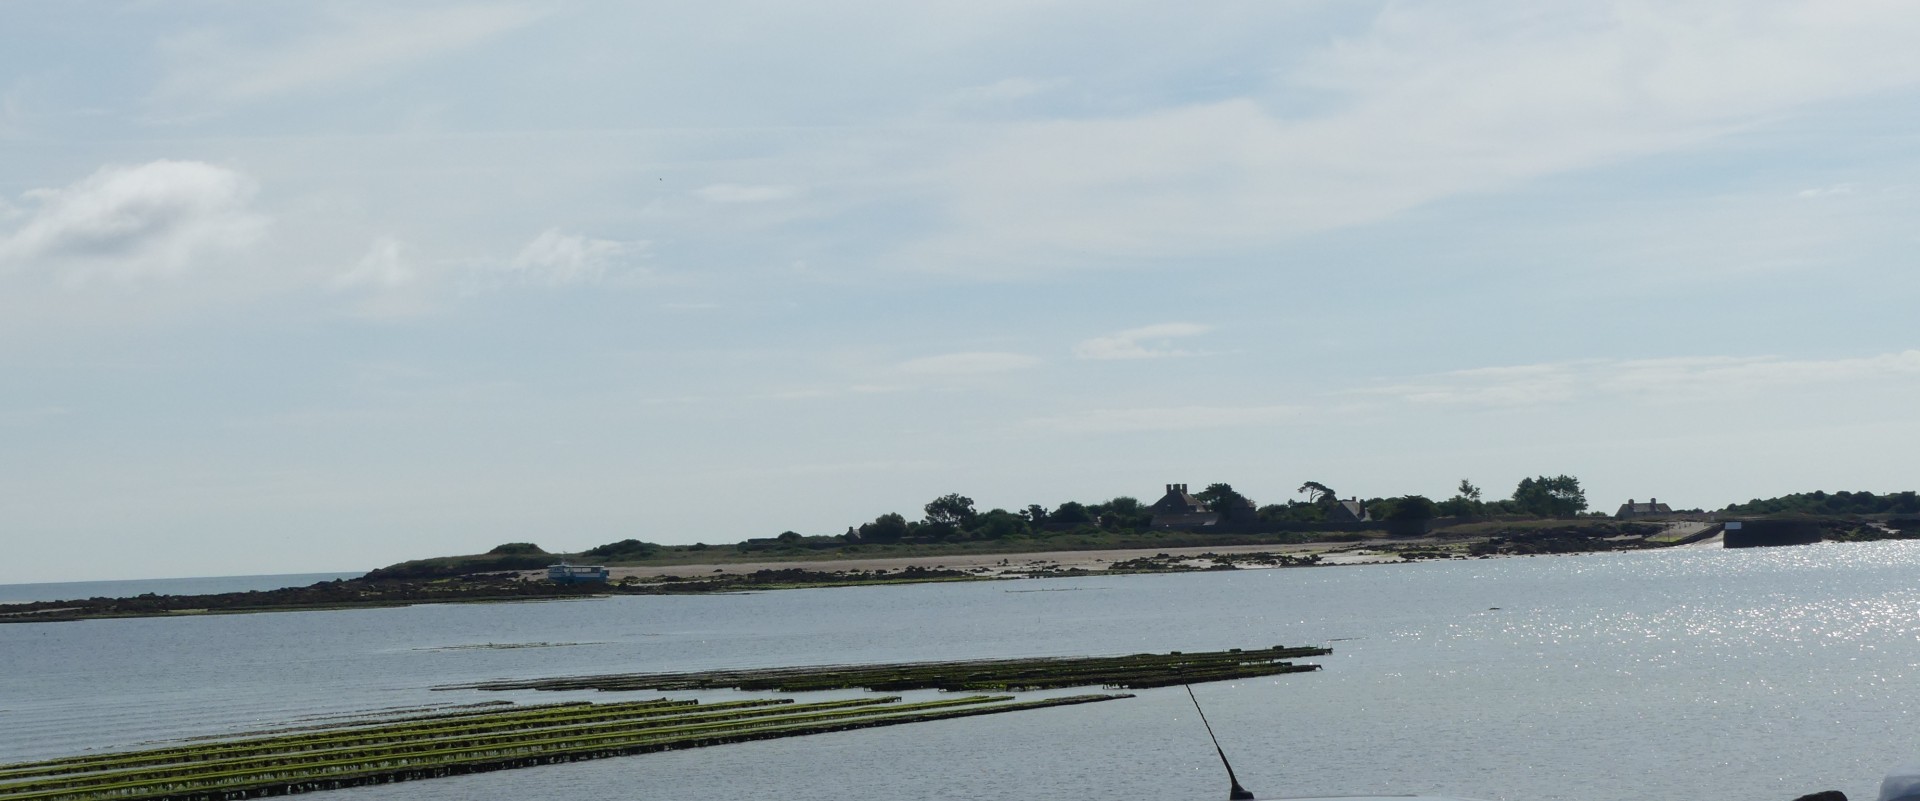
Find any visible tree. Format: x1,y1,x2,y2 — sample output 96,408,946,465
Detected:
1298,481,1336,505
1438,479,1484,518
973,509,1030,539
923,493,978,528
487,542,546,555
775,531,802,544
1511,475,1588,517
1022,504,1051,527
1050,501,1093,527
857,512,909,542
583,538,660,559
1196,483,1255,513
1385,495,1437,521
1261,500,1327,524
1098,496,1151,530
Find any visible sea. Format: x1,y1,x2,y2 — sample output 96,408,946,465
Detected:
3,543,1918,801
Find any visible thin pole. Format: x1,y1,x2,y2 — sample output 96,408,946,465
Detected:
1186,685,1255,801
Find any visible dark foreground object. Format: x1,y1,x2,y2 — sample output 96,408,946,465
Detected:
0,694,1125,801
1724,519,1825,548
439,645,1331,693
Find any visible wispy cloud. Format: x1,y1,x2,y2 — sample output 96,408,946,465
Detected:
508,228,640,286
1074,323,1212,360
0,160,267,286
897,351,1041,375
1032,404,1303,434
335,237,415,289
1375,351,1920,407
695,184,800,204
154,4,544,105
905,3,1920,272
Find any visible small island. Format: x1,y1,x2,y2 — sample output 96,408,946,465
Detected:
4,481,1916,624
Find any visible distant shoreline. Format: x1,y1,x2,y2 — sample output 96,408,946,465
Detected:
0,521,1728,624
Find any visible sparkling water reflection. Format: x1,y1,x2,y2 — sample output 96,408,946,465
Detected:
5,542,1920,801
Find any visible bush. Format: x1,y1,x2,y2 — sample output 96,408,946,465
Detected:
583,538,662,559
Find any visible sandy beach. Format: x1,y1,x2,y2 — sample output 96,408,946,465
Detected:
597,540,1427,581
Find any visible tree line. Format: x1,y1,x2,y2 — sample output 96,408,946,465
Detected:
833,474,1590,544
1723,490,1920,516
475,481,1920,563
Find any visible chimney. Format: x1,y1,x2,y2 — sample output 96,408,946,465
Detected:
1650,497,1657,508
1627,498,1635,507
1166,484,1174,494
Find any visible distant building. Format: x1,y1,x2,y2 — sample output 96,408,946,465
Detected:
1327,498,1371,524
547,563,610,583
1615,498,1673,519
1149,483,1220,530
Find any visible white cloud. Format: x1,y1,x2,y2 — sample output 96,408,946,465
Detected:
1033,404,1302,434
1378,350,1920,407
155,4,544,105
906,2,1920,271
1074,323,1212,360
1797,182,1860,199
335,237,416,290
694,184,800,204
897,351,1041,375
0,160,267,285
509,228,636,286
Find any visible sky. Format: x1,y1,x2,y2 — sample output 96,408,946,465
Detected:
3,1,1919,582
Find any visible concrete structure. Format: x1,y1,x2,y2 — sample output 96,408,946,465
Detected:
1615,498,1673,519
1722,519,1823,549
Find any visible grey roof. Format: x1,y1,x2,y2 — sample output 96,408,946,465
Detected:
1330,500,1370,522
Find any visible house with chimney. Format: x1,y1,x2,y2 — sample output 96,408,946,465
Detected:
1327,497,1371,524
1615,498,1673,519
1149,483,1219,530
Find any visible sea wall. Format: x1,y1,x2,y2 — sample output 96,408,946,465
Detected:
1723,519,1823,549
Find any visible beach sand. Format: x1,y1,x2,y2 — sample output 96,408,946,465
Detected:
597,540,1423,581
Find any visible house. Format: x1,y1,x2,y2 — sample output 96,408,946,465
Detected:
1149,483,1220,530
1327,498,1371,524
1615,498,1673,519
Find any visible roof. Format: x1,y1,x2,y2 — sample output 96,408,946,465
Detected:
1150,484,1208,514
1329,500,1370,522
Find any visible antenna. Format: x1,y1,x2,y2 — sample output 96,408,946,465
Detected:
1186,685,1255,801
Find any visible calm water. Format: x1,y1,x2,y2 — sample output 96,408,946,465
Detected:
4,544,1919,801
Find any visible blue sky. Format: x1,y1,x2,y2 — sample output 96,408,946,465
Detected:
3,1,1919,582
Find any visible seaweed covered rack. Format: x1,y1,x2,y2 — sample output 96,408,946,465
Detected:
441,645,1331,693
0,695,1123,801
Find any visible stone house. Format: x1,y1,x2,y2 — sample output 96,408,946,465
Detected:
1327,498,1371,524
1615,498,1673,519
1149,483,1220,530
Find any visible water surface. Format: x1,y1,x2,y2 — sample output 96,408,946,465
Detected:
4,544,1917,801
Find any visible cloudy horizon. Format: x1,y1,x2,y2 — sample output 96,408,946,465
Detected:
4,1,1919,582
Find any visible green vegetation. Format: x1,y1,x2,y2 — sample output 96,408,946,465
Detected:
1723,490,1920,516
0,694,1127,801
441,646,1329,694
1510,475,1589,517
516,473,1599,569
